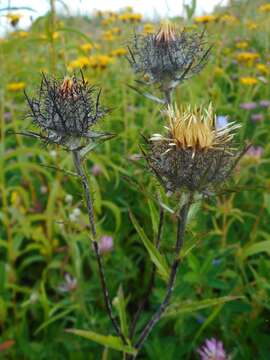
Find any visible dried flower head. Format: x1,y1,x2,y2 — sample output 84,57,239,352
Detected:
25,73,109,150
145,104,245,194
127,21,211,87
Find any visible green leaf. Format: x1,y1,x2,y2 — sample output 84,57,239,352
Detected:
165,296,242,317
148,200,159,235
129,211,170,282
113,286,129,339
66,329,137,355
242,240,270,259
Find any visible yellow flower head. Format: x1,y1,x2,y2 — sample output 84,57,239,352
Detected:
236,52,260,65
246,21,258,30
7,82,25,92
143,23,155,35
235,41,249,49
102,31,115,42
88,55,114,70
194,15,217,24
119,13,142,23
151,104,239,153
7,13,22,27
80,43,93,53
110,48,128,57
256,63,269,75
240,77,258,85
220,14,238,24
258,4,270,13
68,57,91,71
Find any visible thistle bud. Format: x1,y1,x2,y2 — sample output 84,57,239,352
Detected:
145,104,245,194
25,73,107,150
128,21,211,86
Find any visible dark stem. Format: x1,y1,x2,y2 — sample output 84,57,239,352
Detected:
72,150,127,344
164,87,172,105
129,207,164,338
132,194,193,356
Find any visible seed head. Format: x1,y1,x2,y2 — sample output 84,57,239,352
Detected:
127,22,211,86
145,104,245,194
25,73,107,150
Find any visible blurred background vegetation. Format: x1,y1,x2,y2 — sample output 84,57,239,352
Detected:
0,0,270,358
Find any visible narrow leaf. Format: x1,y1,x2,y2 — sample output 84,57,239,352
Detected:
66,329,137,355
129,211,169,282
165,296,242,317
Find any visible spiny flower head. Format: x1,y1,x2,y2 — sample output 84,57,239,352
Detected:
25,72,108,150
151,104,239,153
145,104,245,194
127,21,211,87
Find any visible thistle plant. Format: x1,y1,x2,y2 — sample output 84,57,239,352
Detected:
127,21,211,104
24,72,127,345
23,29,249,360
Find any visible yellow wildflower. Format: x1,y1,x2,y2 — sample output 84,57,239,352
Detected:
6,13,22,27
12,31,29,38
258,4,270,12
246,21,258,30
240,77,258,86
236,41,249,49
119,13,142,23
7,82,25,92
52,32,59,40
110,48,128,57
236,52,260,65
89,55,114,70
194,15,217,24
68,57,91,71
256,63,269,75
80,43,94,53
220,14,238,23
214,67,224,76
102,31,115,42
143,23,155,35
111,27,121,35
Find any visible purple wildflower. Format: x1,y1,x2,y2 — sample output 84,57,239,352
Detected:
58,273,77,293
92,164,102,176
99,235,114,254
246,146,263,158
251,113,263,122
198,338,229,360
259,100,270,108
239,102,257,110
4,112,12,121
216,116,228,129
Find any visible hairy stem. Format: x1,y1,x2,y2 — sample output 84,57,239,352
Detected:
129,206,164,338
132,194,193,356
72,150,127,344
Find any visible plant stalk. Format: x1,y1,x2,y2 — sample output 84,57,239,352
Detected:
131,193,193,357
72,150,127,345
129,206,164,338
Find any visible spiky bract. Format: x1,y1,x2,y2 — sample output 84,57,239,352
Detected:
25,73,106,150
145,104,244,194
128,22,211,87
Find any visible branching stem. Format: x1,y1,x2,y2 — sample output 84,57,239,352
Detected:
72,150,127,345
